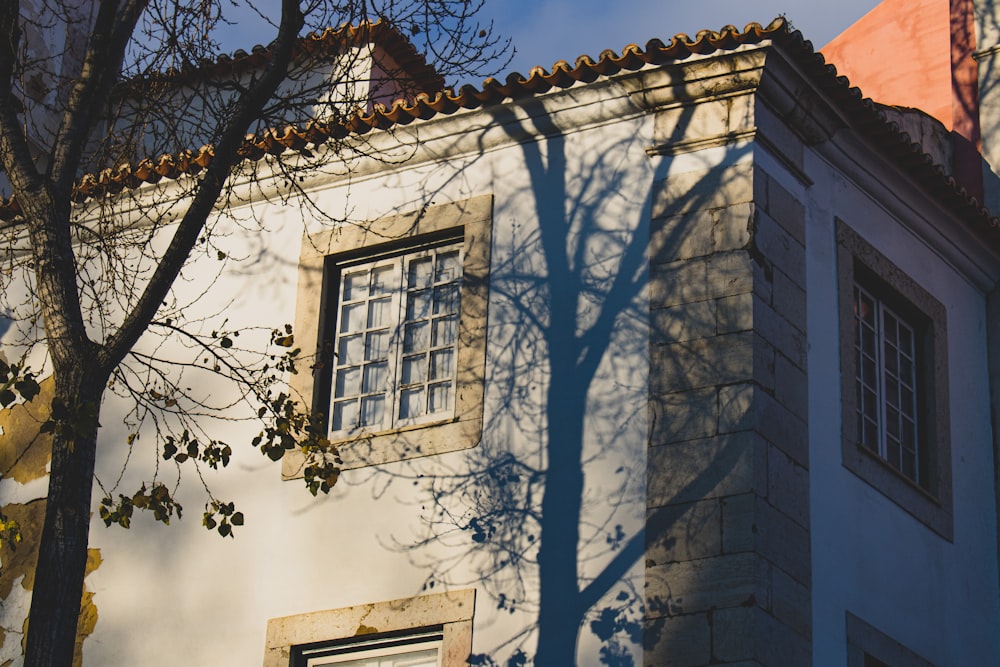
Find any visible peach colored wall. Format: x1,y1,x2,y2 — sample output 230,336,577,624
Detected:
822,0,954,126
822,0,982,199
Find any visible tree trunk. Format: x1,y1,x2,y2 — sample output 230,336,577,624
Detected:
534,367,587,665
23,364,105,667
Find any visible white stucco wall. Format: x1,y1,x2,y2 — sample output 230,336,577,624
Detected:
790,130,1000,664
39,83,659,666
6,45,1000,666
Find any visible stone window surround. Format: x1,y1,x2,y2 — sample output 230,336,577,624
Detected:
846,611,937,667
262,589,476,667
283,195,492,478
836,219,953,541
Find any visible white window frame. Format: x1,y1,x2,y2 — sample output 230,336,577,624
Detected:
853,283,921,484
329,242,463,439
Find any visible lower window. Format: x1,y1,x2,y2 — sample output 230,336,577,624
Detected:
296,628,442,667
263,590,475,667
846,611,936,667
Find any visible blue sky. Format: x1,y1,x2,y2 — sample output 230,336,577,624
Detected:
482,0,882,79
216,1,884,85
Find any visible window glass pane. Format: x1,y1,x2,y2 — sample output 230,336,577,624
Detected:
855,289,874,325
371,265,394,295
861,327,875,358
432,316,457,346
341,303,366,333
436,251,461,283
335,366,361,398
901,418,916,449
884,341,898,374
886,406,900,438
863,386,878,417
339,334,363,365
404,321,430,353
428,383,451,413
400,388,424,419
902,448,916,480
406,289,432,321
342,271,368,301
862,356,876,386
899,326,912,352
887,438,901,468
433,284,460,315
885,381,899,408
363,362,388,393
430,349,453,380
900,357,913,384
901,386,914,413
332,400,359,432
360,396,385,427
863,417,879,451
368,297,391,328
401,355,427,385
883,313,898,342
408,257,433,289
366,331,389,361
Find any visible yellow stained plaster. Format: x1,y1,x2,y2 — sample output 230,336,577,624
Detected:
0,377,54,485
0,379,101,665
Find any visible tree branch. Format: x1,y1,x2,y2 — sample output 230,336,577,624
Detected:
0,0,42,198
100,0,305,370
49,0,149,196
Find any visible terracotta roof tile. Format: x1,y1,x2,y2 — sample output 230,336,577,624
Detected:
3,17,999,248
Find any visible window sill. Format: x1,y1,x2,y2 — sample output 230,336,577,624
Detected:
282,412,482,478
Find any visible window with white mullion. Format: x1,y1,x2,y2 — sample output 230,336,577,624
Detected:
329,244,462,437
880,304,919,480
855,286,881,454
397,247,462,425
331,261,403,435
853,283,920,483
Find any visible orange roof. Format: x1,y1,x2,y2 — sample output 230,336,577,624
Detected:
3,18,997,246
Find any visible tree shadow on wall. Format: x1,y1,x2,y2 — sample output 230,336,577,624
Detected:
380,87,760,666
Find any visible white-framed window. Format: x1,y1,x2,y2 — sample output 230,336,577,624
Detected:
330,243,463,437
298,629,442,667
287,195,491,474
853,283,921,484
836,220,952,540
263,590,476,667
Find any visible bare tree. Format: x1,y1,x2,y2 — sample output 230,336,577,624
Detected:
0,1,506,664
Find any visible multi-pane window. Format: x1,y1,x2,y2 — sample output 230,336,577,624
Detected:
329,244,462,437
298,630,442,667
837,221,951,539
854,283,921,485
